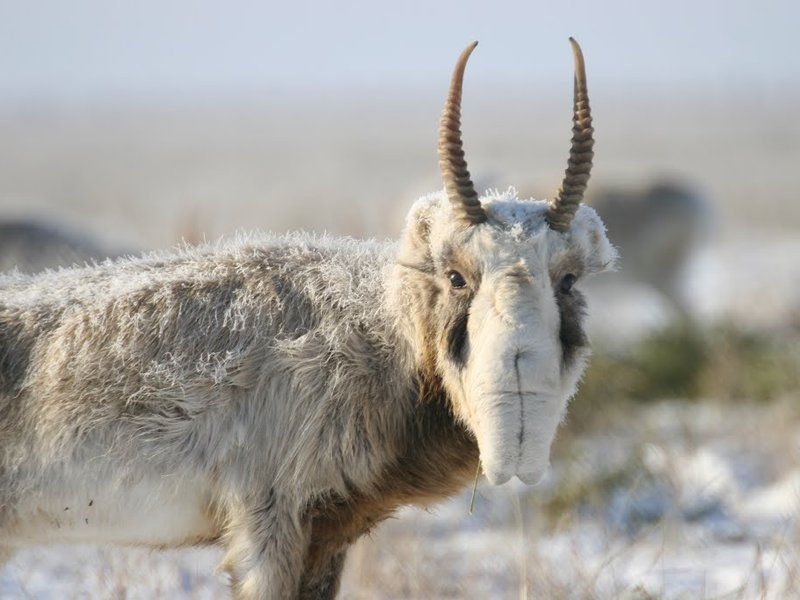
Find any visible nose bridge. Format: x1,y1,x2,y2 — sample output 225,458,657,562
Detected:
492,262,553,332
503,261,535,284
494,266,561,391
465,264,566,486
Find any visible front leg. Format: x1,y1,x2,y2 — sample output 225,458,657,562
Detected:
298,547,348,600
222,489,309,600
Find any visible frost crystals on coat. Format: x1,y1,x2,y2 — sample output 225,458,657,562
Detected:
0,39,615,600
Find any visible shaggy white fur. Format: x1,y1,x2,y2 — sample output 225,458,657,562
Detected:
0,34,615,597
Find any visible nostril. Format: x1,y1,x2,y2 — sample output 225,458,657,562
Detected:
514,350,525,449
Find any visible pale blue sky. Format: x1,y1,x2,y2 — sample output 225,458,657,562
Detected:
0,0,797,104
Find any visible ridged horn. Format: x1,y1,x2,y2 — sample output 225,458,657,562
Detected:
439,41,487,226
546,37,594,233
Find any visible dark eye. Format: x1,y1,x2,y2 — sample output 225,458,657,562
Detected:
560,273,577,294
448,271,467,289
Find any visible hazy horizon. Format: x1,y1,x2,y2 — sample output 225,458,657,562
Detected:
1,1,798,106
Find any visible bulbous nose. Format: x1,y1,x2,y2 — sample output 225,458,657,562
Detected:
484,465,514,486
516,464,548,485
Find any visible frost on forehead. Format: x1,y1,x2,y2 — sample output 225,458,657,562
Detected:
406,188,616,273
481,188,550,233
481,190,617,273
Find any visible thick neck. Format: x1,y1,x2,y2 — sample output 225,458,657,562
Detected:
377,256,480,495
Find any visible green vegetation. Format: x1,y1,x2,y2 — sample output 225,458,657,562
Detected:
572,324,800,419
533,449,643,520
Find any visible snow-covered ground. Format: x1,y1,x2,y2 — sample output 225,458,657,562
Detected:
2,399,797,599
341,399,800,599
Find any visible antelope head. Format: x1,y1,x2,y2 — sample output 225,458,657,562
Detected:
394,39,616,485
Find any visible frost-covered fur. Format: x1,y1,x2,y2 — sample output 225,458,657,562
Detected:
0,189,615,598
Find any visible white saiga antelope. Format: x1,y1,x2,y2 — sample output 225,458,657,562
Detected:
0,39,615,599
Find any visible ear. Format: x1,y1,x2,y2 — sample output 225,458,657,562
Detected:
570,205,618,275
397,196,440,269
